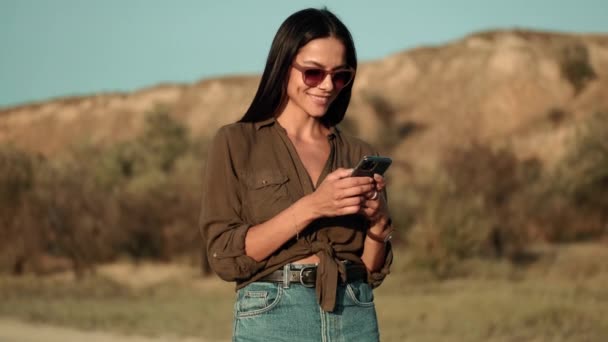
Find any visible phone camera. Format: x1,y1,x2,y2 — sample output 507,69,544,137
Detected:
361,160,376,171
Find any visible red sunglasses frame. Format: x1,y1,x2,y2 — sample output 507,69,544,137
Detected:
292,63,355,90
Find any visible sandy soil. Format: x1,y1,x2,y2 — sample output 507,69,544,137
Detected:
0,318,218,342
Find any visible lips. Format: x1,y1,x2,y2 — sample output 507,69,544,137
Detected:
308,94,330,106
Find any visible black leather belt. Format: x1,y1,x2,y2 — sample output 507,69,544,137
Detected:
259,264,368,287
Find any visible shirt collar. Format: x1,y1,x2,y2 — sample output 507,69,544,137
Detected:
254,116,276,130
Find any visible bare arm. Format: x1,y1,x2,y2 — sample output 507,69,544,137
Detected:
361,217,391,272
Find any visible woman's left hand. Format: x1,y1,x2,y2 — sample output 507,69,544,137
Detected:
360,174,389,225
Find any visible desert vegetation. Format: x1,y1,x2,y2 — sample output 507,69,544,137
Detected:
1,29,607,340
1,104,606,275
0,107,208,277
1,98,607,277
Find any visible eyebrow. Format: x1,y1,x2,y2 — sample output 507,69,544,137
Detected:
300,60,349,70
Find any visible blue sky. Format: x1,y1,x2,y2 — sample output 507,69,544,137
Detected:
1,0,607,108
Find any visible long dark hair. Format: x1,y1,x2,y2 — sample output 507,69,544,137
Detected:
239,8,357,127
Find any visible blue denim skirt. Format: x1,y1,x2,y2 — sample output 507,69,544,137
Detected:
232,264,380,342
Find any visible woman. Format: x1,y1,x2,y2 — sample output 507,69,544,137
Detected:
200,8,394,341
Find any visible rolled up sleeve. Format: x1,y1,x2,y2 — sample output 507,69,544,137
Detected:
199,127,265,281
367,241,393,288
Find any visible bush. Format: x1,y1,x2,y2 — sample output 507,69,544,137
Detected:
0,106,209,276
0,146,37,274
562,112,608,211
558,43,596,95
409,144,540,277
0,145,34,227
36,148,124,276
540,112,608,240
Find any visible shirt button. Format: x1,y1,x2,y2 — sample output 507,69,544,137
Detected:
213,252,217,258
262,180,267,184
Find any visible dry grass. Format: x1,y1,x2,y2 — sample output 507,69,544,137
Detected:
1,242,608,341
0,270,234,340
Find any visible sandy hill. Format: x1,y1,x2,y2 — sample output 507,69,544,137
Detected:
1,29,607,180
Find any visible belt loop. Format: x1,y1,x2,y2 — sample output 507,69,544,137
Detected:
282,263,290,288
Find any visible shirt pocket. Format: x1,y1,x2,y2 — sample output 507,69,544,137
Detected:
244,172,290,222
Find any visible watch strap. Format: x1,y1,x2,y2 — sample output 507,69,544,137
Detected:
367,226,394,243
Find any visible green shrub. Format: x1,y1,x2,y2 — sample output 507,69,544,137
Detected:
139,106,189,173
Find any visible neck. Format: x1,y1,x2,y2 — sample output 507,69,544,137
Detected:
276,108,329,142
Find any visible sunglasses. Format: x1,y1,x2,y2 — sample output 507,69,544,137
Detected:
292,63,355,90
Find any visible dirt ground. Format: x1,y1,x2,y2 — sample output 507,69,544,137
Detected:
0,319,220,342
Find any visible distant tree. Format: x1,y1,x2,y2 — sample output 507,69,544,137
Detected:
558,43,596,95
0,145,35,274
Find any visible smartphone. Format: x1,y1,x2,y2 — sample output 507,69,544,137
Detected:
351,156,392,177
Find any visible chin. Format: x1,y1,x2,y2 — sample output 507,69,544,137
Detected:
305,103,331,118
307,108,328,118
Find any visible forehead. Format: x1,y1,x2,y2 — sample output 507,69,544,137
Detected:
294,37,346,67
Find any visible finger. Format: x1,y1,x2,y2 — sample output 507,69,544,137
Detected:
373,174,386,191
359,206,376,218
338,196,366,208
337,184,375,199
339,205,362,216
325,168,354,181
336,176,374,190
363,199,379,210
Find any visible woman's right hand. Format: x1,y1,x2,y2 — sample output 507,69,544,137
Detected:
307,168,375,218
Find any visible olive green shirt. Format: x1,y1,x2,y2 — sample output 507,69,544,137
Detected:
199,117,392,312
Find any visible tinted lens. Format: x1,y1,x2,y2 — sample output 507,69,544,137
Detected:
333,70,353,89
303,69,326,86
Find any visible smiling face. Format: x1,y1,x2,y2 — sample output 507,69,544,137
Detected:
283,36,349,120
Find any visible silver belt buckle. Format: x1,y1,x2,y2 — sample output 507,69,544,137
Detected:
299,266,316,287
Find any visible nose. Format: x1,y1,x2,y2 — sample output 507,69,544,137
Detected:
317,73,334,91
